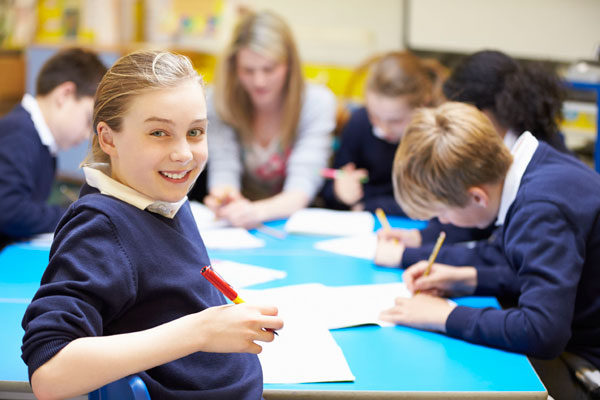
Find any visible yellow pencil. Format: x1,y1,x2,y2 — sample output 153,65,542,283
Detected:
375,208,392,232
415,231,446,294
375,208,399,245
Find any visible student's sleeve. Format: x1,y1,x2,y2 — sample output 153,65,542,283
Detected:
402,232,519,298
0,134,66,238
206,94,243,192
445,201,582,359
21,208,136,379
361,195,407,216
284,84,336,200
320,108,365,209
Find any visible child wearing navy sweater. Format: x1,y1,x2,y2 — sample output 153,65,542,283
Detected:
320,51,447,216
0,48,106,247
21,50,283,400
382,50,571,258
378,102,600,399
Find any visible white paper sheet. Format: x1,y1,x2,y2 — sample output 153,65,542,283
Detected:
241,282,411,330
211,259,286,288
200,227,265,249
258,318,355,384
284,208,375,236
189,200,228,230
314,233,378,260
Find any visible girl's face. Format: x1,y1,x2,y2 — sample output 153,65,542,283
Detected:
236,47,288,110
366,92,415,143
102,80,208,203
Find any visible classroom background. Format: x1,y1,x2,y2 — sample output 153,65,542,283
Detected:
0,0,599,197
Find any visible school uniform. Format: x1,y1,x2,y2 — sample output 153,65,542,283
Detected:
320,106,406,215
21,165,263,400
442,133,600,369
0,95,66,245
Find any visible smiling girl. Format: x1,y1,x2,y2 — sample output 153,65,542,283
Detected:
21,50,282,400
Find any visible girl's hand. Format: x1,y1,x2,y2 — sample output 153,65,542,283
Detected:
216,198,262,229
204,186,242,211
402,261,477,298
379,294,456,332
333,163,368,206
376,228,422,248
193,303,283,354
374,238,405,267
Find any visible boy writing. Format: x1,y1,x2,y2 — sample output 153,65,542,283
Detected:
379,102,600,399
0,47,106,246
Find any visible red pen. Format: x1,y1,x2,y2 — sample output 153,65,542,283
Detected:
201,265,245,304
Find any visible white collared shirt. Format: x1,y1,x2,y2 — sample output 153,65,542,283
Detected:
21,94,58,155
83,163,187,219
502,129,519,150
496,131,539,226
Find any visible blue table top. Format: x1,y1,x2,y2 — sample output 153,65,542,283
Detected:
0,216,546,397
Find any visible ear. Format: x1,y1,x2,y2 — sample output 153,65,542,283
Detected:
467,186,490,208
52,81,77,107
96,122,118,157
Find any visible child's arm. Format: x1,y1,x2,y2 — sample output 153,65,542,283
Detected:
31,303,283,400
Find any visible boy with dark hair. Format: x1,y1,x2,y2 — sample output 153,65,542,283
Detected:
0,47,106,246
379,102,600,399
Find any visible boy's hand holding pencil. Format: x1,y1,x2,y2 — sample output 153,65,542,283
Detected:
373,208,405,267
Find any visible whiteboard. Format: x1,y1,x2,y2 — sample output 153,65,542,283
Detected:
406,0,600,62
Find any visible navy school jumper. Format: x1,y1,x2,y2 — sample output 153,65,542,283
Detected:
21,184,263,399
0,104,66,245
410,143,600,368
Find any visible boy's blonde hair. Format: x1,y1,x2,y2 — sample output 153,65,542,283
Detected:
393,102,512,220
214,10,303,149
83,50,202,165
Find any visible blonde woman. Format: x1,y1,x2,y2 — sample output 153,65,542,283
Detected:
204,10,336,228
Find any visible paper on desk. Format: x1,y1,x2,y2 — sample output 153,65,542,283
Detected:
284,208,375,236
241,282,411,330
190,201,266,249
314,233,377,260
23,233,54,249
200,228,265,249
190,200,229,230
211,259,286,288
258,317,355,384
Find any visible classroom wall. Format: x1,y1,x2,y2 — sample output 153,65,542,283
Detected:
406,0,600,62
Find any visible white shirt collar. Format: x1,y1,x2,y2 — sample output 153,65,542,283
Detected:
21,94,58,155
496,131,539,226
503,129,519,150
83,163,187,219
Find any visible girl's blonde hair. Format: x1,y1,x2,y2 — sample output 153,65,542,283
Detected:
346,51,448,107
83,50,202,165
367,51,448,107
393,102,512,220
214,10,304,149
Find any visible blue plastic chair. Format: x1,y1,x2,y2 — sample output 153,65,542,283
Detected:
88,374,150,400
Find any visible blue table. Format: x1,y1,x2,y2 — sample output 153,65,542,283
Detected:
0,216,547,399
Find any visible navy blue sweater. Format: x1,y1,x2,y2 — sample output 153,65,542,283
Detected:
0,105,65,245
21,185,263,399
440,143,600,368
320,107,406,216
